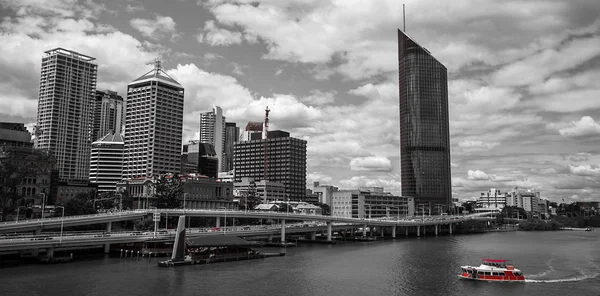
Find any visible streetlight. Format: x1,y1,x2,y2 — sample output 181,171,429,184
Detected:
56,206,65,244
364,204,372,219
40,193,46,221
16,206,27,222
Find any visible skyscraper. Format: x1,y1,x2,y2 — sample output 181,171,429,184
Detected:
199,106,225,172
223,122,239,172
36,48,97,182
122,60,184,179
234,130,307,201
398,29,451,214
91,90,123,141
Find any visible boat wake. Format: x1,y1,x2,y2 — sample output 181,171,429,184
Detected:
527,259,555,279
525,272,599,283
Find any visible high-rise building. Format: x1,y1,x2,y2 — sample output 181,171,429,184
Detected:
89,132,124,193
91,90,124,141
198,142,218,178
233,130,307,201
122,60,184,179
36,48,97,182
223,122,239,172
398,29,451,214
199,106,225,172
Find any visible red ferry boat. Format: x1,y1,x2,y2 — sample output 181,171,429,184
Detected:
458,259,525,282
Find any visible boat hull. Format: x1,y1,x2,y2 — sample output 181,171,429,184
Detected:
457,275,524,282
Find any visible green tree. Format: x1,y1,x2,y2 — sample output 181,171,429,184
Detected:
64,192,97,216
153,174,182,209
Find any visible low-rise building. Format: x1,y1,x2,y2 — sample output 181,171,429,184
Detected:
332,188,414,219
116,174,236,210
475,188,507,212
312,182,338,205
234,177,286,203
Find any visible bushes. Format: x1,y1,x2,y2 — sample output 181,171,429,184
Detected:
518,219,564,231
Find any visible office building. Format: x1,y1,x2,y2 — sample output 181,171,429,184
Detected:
398,29,451,214
89,132,124,193
233,177,286,203
199,106,225,172
233,130,306,200
35,48,97,182
198,142,218,178
223,122,239,172
91,90,123,141
331,188,414,219
312,182,338,205
122,60,184,179
475,188,507,212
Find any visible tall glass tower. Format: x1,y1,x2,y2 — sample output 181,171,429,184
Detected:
199,106,225,172
36,48,97,182
398,29,451,214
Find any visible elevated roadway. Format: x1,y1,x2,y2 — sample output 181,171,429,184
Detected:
0,209,496,233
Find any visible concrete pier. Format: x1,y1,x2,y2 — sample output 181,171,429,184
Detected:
435,224,438,236
326,222,332,241
405,227,408,236
362,225,367,237
392,226,396,238
104,222,112,253
281,219,286,243
310,232,317,240
449,223,453,234
216,217,220,228
417,226,420,237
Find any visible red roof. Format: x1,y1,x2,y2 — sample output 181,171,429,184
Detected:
482,259,506,263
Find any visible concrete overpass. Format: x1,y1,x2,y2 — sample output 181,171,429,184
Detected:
0,209,496,233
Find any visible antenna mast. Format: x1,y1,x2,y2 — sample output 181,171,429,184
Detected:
403,4,406,32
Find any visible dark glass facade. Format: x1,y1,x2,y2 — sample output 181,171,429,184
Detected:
398,29,451,214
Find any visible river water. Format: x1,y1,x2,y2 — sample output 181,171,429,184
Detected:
1,230,599,296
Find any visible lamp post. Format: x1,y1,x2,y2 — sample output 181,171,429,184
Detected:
40,193,46,221
56,206,65,244
16,206,27,222
364,204,372,219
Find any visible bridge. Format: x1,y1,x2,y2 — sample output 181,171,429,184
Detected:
0,210,500,254
0,209,497,233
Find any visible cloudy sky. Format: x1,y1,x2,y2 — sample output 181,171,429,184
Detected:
2,0,600,203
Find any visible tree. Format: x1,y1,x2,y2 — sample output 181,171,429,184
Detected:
64,192,97,216
153,174,182,209
0,148,54,221
312,202,330,216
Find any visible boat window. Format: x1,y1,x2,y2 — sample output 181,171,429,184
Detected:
499,272,505,276
478,271,484,275
491,272,497,276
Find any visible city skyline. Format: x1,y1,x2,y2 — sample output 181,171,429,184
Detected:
1,1,600,202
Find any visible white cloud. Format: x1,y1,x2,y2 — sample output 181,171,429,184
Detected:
339,174,401,194
350,156,392,172
301,90,337,106
467,170,490,180
569,164,600,176
130,15,178,40
458,140,499,151
551,116,600,138
197,20,243,46
307,172,333,184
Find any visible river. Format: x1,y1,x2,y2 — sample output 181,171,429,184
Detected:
1,230,599,296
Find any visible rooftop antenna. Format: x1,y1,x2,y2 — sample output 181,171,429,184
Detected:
403,4,406,32
145,57,162,72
